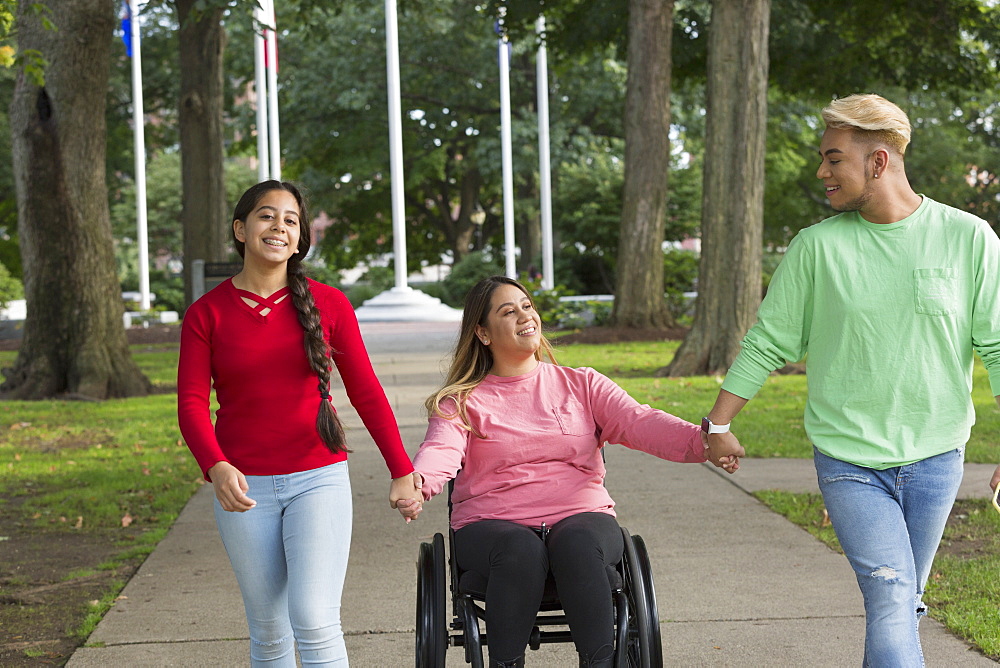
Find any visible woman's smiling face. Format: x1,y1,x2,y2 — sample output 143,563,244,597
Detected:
475,283,542,362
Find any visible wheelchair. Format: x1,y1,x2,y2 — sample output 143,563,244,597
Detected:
415,508,663,667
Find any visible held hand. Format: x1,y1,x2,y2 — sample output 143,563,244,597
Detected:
706,431,745,474
208,461,256,512
389,473,423,523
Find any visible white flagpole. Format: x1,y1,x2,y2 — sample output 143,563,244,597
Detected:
385,0,408,290
497,14,516,279
129,0,151,311
536,15,554,290
253,3,269,181
264,0,281,181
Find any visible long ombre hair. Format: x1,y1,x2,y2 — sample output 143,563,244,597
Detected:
425,276,556,435
231,180,348,454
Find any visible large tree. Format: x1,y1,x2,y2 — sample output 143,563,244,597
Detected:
4,0,151,399
176,0,229,307
665,0,770,375
609,0,674,328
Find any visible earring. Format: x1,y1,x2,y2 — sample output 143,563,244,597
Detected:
874,172,879,179
481,338,490,345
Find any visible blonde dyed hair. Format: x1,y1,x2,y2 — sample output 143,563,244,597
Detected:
822,94,912,155
426,276,557,436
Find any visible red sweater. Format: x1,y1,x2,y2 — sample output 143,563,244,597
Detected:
177,278,414,480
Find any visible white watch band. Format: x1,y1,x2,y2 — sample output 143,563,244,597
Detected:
702,417,731,434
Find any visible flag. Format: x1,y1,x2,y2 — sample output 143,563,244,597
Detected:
121,1,134,58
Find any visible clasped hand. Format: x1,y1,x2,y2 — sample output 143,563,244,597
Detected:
390,472,424,523
703,431,745,474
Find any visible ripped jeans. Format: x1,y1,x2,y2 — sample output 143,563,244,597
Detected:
814,446,963,668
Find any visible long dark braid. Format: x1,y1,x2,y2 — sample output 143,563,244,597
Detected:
231,180,348,453
287,266,348,453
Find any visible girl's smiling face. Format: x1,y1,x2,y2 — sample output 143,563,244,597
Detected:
233,190,302,266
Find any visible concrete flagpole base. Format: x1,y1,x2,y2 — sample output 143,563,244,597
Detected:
353,286,463,322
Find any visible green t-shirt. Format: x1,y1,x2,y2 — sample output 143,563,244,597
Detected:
722,197,1000,469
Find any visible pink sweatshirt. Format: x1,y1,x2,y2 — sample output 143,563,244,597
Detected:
412,362,706,530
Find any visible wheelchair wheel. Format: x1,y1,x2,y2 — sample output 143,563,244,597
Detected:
630,534,663,666
416,533,447,668
620,529,663,668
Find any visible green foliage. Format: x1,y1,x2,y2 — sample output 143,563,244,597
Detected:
439,251,504,307
0,260,23,307
663,249,698,320
302,261,344,289
110,152,258,265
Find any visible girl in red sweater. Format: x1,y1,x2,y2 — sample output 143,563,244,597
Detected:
178,180,422,667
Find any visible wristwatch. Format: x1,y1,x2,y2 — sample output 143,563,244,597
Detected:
701,417,731,435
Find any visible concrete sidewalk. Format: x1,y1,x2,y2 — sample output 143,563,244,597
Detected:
68,322,997,667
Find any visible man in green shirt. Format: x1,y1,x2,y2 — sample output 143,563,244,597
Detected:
702,94,1000,665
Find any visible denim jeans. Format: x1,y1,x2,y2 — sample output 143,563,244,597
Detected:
214,461,353,667
814,446,963,668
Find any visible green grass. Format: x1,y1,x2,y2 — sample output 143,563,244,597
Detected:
754,491,1000,659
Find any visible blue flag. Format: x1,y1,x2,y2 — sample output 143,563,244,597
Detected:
121,1,133,58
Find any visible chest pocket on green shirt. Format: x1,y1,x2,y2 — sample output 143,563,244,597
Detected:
913,267,958,316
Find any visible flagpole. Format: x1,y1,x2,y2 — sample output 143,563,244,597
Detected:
536,15,554,290
264,0,281,181
128,0,150,311
384,0,408,291
496,10,516,279
352,0,462,321
253,3,269,181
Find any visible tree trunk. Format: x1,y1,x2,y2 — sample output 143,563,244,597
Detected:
177,0,228,308
663,0,770,376
610,0,674,329
4,0,152,400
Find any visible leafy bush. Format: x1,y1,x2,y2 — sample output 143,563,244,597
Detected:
344,283,381,309
663,249,699,320
440,251,503,307
0,261,23,308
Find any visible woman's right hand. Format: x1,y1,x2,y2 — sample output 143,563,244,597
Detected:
208,461,256,512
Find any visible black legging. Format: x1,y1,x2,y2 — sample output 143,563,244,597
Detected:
453,512,624,663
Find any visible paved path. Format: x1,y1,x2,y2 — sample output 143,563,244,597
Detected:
68,322,997,667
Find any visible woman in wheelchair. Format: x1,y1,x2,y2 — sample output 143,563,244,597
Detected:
407,276,742,667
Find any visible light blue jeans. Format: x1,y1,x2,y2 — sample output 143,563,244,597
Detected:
814,446,963,668
214,461,353,667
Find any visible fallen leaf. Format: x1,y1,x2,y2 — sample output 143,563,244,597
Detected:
13,453,20,461
74,516,83,529
820,509,831,528
121,513,133,528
